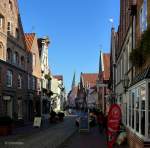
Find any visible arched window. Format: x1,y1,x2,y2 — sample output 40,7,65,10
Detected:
7,48,12,63
0,42,4,59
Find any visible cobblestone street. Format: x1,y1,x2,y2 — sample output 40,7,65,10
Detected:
60,126,107,148
0,116,77,148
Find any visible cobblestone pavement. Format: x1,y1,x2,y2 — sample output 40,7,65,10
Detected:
59,126,107,148
0,116,77,148
59,126,129,148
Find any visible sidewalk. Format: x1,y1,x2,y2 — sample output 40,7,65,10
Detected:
0,116,77,148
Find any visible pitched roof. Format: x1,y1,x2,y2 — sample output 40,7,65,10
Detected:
81,73,99,88
103,53,110,80
24,33,35,52
53,75,63,81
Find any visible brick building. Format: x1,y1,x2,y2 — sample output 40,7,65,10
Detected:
110,0,150,147
24,33,42,120
0,0,28,121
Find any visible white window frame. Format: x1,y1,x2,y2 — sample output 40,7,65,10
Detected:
127,80,150,140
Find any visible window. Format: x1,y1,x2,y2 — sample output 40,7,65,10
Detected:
17,74,22,89
17,99,22,119
32,77,35,90
128,83,147,137
28,74,31,89
6,70,12,87
0,43,4,59
7,21,13,35
13,52,19,64
16,28,19,39
9,0,13,10
21,56,25,67
33,54,36,67
140,0,147,32
0,15,4,29
7,48,12,63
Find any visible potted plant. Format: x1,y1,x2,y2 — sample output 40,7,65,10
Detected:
0,116,13,136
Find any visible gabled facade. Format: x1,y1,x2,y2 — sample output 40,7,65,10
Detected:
0,0,29,122
24,33,42,119
97,52,110,113
51,75,65,111
38,36,51,117
78,73,99,109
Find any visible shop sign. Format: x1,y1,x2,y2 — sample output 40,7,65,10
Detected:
107,104,122,148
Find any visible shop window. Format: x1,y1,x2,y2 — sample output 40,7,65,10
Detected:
132,90,135,129
141,85,146,135
135,88,140,132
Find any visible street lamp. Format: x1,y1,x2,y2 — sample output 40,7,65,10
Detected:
122,74,130,92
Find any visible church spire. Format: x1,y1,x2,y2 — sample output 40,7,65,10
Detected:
71,71,76,90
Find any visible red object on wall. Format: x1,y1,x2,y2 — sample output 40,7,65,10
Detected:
107,104,122,148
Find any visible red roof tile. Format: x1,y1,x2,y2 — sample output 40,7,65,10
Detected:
103,53,110,80
81,73,98,88
24,33,35,52
53,75,63,81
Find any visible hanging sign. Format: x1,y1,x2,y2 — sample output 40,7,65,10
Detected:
107,104,122,148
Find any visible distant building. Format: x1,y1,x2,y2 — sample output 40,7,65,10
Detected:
78,73,99,109
51,75,65,111
97,52,110,114
38,37,51,118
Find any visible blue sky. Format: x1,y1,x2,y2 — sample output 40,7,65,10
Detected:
18,0,120,92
